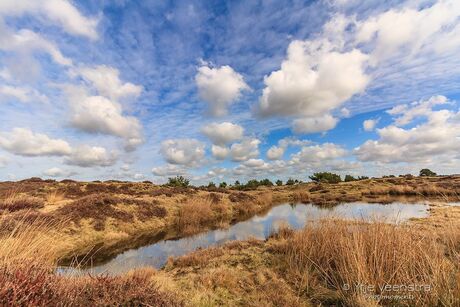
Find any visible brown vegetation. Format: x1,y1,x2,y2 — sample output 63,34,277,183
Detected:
0,217,182,306
1,176,460,305
0,195,44,212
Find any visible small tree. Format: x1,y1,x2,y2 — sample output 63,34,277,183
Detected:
260,178,273,186
245,179,260,189
207,181,216,188
167,175,189,187
276,179,283,186
286,178,295,185
344,175,357,182
219,182,227,188
234,180,240,186
419,169,437,177
309,172,341,184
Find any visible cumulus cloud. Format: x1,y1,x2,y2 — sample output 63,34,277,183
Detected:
0,127,118,167
211,145,229,160
152,164,188,177
230,138,260,162
195,64,249,116
0,24,72,66
258,39,369,118
43,167,75,177
0,85,48,103
68,89,144,151
387,95,449,126
160,139,205,166
355,1,460,65
266,137,311,160
72,65,143,100
257,1,460,135
291,143,347,167
355,96,460,163
363,118,379,131
266,145,284,160
0,0,99,40
292,114,338,134
65,145,117,167
0,128,72,157
201,122,244,145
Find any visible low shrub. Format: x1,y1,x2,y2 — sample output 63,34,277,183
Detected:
309,172,342,184
167,176,189,188
0,195,44,212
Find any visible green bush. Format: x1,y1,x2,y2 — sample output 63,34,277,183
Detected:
276,180,283,186
207,182,216,188
309,172,341,184
219,182,227,188
344,175,357,182
286,178,295,185
259,178,273,186
419,169,437,177
167,176,190,187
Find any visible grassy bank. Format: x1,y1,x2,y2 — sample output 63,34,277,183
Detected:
164,212,460,306
1,176,460,305
1,176,459,261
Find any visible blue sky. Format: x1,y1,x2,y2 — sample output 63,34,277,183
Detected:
1,0,460,184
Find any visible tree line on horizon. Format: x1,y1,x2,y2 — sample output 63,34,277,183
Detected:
166,169,438,188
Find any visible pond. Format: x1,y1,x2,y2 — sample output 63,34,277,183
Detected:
59,202,429,275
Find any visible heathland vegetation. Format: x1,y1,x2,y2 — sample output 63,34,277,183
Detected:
0,171,459,306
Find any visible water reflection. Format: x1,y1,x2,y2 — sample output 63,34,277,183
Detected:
61,202,429,275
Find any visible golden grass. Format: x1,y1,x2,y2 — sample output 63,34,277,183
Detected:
45,190,66,204
272,220,460,306
0,214,183,306
0,194,44,212
177,197,215,234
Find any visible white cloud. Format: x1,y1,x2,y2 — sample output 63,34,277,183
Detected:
355,96,460,163
267,137,312,160
0,0,99,40
152,164,188,177
195,64,249,116
266,145,284,160
0,128,72,157
0,156,8,168
258,39,369,118
43,167,75,177
201,122,244,145
230,138,260,162
387,95,449,126
292,114,338,134
363,118,379,131
160,138,205,166
0,25,72,66
355,1,460,65
68,89,144,151
211,145,229,160
291,143,347,166
72,65,143,100
257,1,460,134
0,85,48,103
65,145,117,167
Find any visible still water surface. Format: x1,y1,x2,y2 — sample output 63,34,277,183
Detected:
61,202,429,275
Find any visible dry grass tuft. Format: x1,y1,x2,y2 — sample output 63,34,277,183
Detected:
0,213,183,306
0,194,44,212
45,190,66,204
273,220,460,306
177,197,214,234
292,190,310,203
